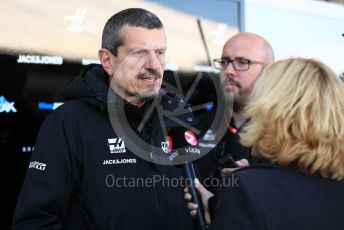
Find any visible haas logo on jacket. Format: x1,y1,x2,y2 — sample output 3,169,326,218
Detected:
108,138,126,153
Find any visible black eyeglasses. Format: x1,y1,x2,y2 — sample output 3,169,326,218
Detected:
213,57,266,71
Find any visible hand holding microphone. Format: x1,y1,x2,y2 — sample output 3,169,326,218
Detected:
184,178,214,225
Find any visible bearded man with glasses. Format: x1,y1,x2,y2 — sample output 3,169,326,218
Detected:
197,32,275,193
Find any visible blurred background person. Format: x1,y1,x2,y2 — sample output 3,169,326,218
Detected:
197,32,275,191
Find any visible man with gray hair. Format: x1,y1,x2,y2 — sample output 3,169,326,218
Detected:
13,8,193,229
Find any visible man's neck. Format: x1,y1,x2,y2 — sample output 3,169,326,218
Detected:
232,111,247,128
128,99,145,107
121,93,146,107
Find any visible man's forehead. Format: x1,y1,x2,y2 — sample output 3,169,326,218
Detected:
121,27,166,49
222,41,263,60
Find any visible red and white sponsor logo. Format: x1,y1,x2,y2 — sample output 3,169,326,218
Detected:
184,130,197,146
161,135,173,154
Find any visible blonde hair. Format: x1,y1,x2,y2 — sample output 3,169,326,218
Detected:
240,58,344,180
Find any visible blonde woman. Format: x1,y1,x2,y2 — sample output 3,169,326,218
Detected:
185,58,344,230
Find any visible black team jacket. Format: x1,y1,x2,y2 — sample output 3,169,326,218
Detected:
12,64,193,229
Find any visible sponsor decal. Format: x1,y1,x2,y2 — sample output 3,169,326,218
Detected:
108,138,126,153
81,58,100,65
185,146,201,155
198,142,216,148
38,102,64,110
0,96,17,113
22,146,34,153
17,55,63,65
203,129,216,141
64,8,87,32
103,158,136,165
29,161,46,171
184,130,197,146
161,135,173,154
168,151,178,161
161,136,178,161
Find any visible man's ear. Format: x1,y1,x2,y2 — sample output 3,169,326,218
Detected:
98,48,114,76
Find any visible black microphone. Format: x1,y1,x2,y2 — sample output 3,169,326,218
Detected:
184,161,208,230
168,127,208,229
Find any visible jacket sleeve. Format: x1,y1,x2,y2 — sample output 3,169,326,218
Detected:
210,173,264,230
12,108,82,229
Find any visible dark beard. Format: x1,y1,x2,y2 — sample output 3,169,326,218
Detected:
233,96,246,113
233,83,254,113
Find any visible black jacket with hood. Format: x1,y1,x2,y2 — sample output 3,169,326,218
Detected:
12,64,194,229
